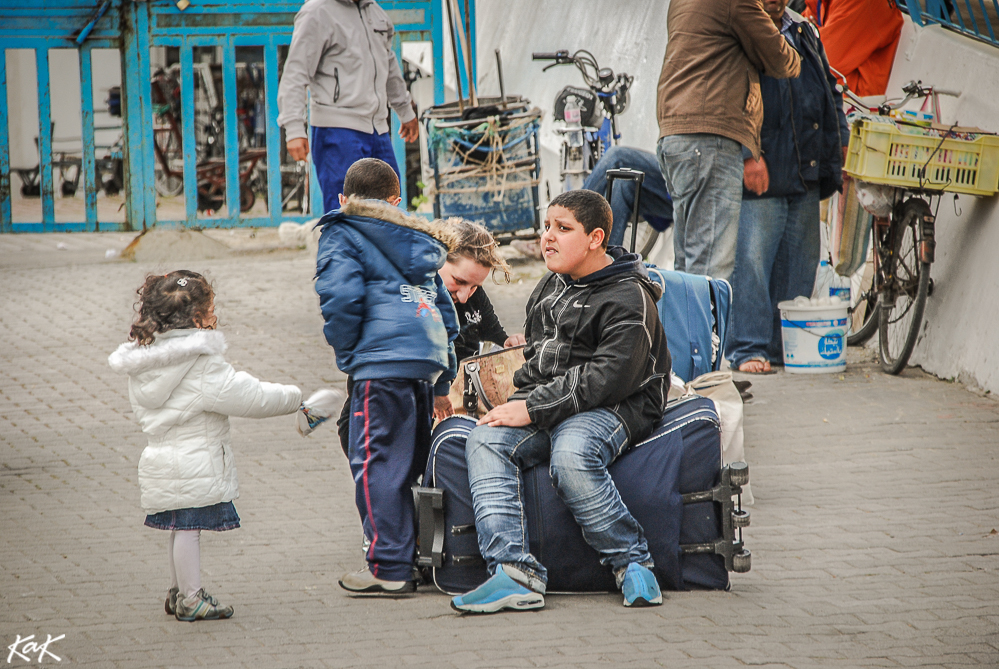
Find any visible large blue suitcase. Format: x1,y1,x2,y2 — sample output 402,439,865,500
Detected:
415,396,750,595
646,266,732,383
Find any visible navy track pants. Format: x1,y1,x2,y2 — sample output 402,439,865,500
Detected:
348,378,433,582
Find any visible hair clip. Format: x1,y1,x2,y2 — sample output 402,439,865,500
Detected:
177,278,188,287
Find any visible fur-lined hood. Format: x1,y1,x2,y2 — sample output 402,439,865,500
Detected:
109,329,226,375
108,330,227,410
335,196,458,251
317,196,456,286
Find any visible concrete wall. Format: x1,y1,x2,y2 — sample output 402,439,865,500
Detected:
886,22,999,393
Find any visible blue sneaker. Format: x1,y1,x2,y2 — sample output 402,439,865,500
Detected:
621,563,663,607
450,565,545,613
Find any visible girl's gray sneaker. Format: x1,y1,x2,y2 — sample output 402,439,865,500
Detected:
164,586,180,615
174,588,234,621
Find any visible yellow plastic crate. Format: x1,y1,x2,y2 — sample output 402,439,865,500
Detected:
845,118,999,196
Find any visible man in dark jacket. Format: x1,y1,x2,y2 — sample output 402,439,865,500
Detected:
728,0,849,373
451,190,672,614
656,0,801,280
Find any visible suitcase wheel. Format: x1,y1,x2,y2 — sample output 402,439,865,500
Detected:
728,462,749,487
732,549,752,573
732,509,751,529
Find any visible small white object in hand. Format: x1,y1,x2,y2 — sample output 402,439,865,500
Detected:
296,388,345,437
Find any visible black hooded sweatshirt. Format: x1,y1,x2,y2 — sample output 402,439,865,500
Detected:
511,247,672,443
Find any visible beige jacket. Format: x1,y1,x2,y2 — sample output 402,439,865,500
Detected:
656,0,801,158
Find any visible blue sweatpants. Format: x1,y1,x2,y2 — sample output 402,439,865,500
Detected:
311,126,400,215
348,378,434,582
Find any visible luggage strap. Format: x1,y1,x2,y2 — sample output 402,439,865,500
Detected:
415,487,445,568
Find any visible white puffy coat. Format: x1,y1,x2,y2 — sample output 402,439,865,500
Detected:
108,329,302,514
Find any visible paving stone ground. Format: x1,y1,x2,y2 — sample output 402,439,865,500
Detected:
1,231,997,668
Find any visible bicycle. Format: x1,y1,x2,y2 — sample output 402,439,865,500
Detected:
531,49,660,256
839,79,973,374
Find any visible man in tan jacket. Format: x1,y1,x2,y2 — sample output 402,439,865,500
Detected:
656,0,801,280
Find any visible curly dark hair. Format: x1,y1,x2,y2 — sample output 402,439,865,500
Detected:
129,270,215,346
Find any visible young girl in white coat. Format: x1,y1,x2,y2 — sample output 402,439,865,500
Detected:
109,270,334,621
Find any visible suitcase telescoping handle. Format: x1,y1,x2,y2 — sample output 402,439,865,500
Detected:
605,168,645,254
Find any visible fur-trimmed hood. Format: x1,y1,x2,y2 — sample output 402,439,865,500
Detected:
335,196,458,251
109,330,227,410
109,329,226,375
317,196,456,286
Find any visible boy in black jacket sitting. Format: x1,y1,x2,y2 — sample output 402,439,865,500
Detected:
451,190,672,614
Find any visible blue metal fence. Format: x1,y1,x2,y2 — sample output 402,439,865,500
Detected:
0,0,475,233
902,0,999,48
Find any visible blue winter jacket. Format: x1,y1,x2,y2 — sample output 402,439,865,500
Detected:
314,197,459,396
743,9,850,200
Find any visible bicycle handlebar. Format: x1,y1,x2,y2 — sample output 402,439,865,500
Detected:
532,51,569,61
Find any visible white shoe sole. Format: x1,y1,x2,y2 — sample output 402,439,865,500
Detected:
623,593,664,607
451,591,545,614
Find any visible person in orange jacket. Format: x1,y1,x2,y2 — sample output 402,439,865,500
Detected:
803,0,904,96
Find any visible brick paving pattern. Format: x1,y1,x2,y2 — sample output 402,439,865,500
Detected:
1,231,996,668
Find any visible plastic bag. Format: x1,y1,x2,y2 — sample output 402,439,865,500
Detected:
854,181,894,218
684,371,753,505
829,178,876,277
296,388,344,436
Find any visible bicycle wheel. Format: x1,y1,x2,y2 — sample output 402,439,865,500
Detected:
878,198,931,374
847,224,879,346
153,126,184,197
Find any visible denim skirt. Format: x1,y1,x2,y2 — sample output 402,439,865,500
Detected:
144,501,240,531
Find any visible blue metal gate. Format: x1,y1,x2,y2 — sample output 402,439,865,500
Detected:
0,0,476,233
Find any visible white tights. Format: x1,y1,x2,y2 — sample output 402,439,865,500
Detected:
167,530,201,598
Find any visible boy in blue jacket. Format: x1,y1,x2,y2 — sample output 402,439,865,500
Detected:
314,158,459,593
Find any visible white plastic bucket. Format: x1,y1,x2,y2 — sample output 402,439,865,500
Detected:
777,300,848,373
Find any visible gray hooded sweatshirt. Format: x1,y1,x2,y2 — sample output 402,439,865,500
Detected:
277,0,416,141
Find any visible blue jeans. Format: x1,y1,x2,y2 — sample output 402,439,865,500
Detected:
657,134,744,280
311,126,400,215
582,146,674,247
727,187,821,366
465,408,651,587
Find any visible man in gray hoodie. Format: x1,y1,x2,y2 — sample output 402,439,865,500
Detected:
277,0,419,214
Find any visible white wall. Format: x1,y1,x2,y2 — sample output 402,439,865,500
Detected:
886,22,999,393
475,0,669,201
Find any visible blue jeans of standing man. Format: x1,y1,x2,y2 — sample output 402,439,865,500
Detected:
465,408,651,589
727,186,821,367
311,126,400,215
657,134,744,280
582,146,674,248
